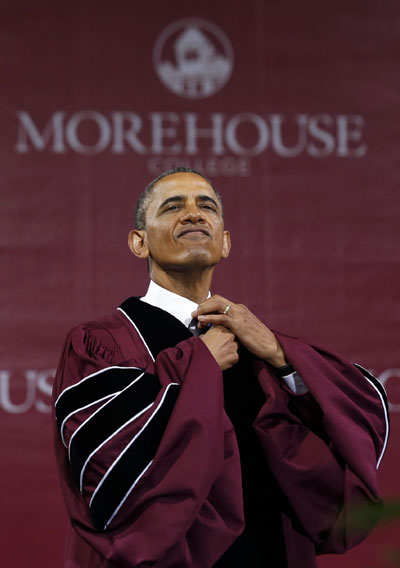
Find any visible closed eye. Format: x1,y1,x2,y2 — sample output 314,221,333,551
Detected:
165,204,182,211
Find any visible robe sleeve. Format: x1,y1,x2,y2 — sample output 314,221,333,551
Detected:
252,331,389,558
53,323,244,568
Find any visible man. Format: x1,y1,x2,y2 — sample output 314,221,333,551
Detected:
53,167,388,568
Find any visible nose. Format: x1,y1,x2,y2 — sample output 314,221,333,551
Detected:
180,203,204,224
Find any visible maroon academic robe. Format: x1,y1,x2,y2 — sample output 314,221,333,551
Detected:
52,297,388,568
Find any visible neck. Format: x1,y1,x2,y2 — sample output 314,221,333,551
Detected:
150,266,214,304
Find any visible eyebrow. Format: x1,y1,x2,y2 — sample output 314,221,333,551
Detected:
158,194,220,211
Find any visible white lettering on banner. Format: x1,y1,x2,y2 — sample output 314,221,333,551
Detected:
184,113,225,155
151,113,182,154
336,115,367,157
65,111,112,155
269,114,307,158
147,156,251,177
111,112,147,154
307,115,336,157
0,369,54,414
14,18,369,173
0,368,399,414
15,111,368,170
15,111,66,153
225,113,269,156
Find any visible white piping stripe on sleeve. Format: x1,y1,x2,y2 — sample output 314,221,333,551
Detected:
117,307,155,362
353,363,388,397
103,461,153,530
67,373,145,461
89,382,179,508
352,363,389,469
55,365,142,406
61,393,119,447
362,374,389,469
79,402,154,492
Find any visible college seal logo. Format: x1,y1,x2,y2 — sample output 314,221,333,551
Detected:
153,18,234,99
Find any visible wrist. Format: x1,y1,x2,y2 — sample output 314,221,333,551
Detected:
266,343,286,368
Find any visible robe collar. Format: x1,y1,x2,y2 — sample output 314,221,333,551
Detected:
118,296,193,361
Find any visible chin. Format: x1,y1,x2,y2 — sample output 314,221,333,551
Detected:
168,252,217,271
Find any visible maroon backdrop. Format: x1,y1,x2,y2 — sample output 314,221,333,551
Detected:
1,1,399,566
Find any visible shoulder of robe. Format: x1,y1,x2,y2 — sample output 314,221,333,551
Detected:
67,311,126,363
66,307,153,368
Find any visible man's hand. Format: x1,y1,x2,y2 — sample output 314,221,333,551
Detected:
192,295,286,368
200,325,239,371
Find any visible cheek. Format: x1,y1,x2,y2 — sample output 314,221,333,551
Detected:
146,225,175,255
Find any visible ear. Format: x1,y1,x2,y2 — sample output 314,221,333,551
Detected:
221,230,231,259
128,229,149,259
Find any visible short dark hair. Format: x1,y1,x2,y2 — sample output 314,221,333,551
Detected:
134,166,223,230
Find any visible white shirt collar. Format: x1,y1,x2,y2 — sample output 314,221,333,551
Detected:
140,280,209,328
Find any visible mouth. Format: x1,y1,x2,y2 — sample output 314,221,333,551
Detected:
177,228,210,238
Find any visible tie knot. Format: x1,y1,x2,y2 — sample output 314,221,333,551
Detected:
188,317,206,336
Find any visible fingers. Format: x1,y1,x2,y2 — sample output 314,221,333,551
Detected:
192,295,234,318
204,323,234,336
194,295,238,335
197,313,234,331
200,324,239,370
195,295,285,366
196,299,253,333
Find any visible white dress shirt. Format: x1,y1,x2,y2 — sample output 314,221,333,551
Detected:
141,280,307,395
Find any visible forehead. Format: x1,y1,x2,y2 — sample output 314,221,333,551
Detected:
149,173,216,208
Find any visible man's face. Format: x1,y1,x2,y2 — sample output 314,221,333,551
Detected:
137,172,230,273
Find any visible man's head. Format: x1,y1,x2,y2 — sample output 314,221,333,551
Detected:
134,166,223,230
128,167,230,279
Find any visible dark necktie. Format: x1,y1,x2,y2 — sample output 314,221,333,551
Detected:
188,317,208,336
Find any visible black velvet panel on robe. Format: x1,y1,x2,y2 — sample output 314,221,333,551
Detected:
119,298,288,568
